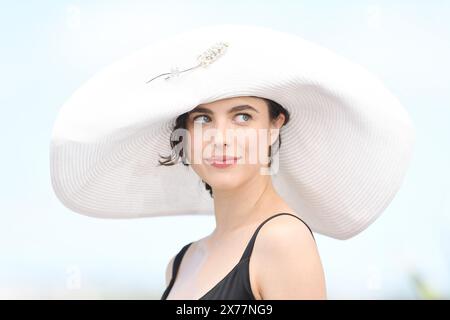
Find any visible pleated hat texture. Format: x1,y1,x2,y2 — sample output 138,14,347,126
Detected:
50,24,415,240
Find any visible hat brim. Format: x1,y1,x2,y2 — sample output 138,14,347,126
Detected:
50,24,415,240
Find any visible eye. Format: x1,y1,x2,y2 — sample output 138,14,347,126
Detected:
192,115,211,124
234,113,252,123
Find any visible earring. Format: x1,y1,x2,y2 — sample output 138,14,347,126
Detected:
181,151,189,166
268,145,272,167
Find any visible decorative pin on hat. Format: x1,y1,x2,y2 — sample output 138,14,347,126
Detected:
146,42,229,83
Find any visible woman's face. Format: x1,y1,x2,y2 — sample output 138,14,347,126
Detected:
184,96,285,193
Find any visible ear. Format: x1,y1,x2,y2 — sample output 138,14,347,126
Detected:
269,113,286,145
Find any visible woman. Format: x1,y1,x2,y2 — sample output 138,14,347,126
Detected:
159,96,326,299
50,24,415,300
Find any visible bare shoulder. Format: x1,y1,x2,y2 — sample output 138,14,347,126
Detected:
252,213,327,299
257,213,316,246
164,239,203,287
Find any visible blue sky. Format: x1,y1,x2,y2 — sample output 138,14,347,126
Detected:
0,0,449,298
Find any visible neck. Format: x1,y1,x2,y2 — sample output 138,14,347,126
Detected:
211,173,279,238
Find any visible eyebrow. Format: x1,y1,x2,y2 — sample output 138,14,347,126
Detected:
189,104,259,115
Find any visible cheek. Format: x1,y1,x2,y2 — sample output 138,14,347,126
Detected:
184,128,206,163
240,127,270,165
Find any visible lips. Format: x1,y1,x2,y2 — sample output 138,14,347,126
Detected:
205,156,241,166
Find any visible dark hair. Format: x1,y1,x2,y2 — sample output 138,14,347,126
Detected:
157,97,291,197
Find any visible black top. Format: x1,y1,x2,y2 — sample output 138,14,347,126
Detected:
160,212,315,300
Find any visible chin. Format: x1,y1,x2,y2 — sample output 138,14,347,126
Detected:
204,175,245,191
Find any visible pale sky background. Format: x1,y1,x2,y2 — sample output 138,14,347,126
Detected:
0,0,449,299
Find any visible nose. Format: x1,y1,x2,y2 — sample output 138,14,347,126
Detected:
211,118,231,153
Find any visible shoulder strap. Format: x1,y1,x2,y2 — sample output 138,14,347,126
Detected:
239,212,315,261
171,242,193,280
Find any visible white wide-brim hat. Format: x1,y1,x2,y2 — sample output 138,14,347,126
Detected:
50,24,415,240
